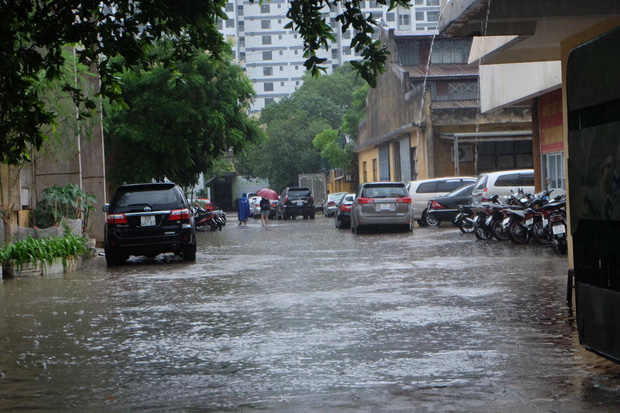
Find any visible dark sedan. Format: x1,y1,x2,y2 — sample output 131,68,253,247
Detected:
426,183,475,226
334,193,355,229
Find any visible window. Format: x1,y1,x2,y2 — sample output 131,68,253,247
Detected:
372,159,378,182
239,52,246,60
296,81,300,85
343,46,351,56
239,21,244,31
416,12,424,21
263,67,273,76
280,81,284,86
261,20,271,29
237,5,243,16
280,66,283,71
332,49,339,59
225,3,233,12
264,82,274,92
265,97,275,106
363,161,368,183
431,39,471,64
427,11,439,22
260,4,270,13
343,31,351,40
217,19,223,30
386,12,395,22
417,182,437,193
294,50,298,55
437,180,467,192
399,14,410,26
279,34,282,39
295,65,299,70
279,50,283,55
226,19,234,28
415,0,423,4
239,37,245,47
369,0,379,7
263,51,272,60
544,152,566,191
427,0,440,5
262,35,271,45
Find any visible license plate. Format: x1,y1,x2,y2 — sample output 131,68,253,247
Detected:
525,218,534,226
552,224,566,235
141,215,156,226
296,201,304,206
377,203,394,212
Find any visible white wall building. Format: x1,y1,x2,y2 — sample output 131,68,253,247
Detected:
218,0,441,112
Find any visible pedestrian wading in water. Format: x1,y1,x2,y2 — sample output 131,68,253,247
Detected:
238,193,250,226
260,197,270,226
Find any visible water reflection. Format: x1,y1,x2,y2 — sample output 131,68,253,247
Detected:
1,218,619,411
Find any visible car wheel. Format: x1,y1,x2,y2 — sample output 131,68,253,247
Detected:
303,214,308,219
182,243,197,262
105,247,125,267
419,211,431,227
310,212,315,219
335,217,341,229
424,211,440,227
417,219,425,227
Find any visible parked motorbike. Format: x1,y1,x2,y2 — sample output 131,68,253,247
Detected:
541,196,567,254
455,204,475,234
194,207,227,231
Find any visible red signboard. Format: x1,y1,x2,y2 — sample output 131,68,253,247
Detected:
539,89,564,153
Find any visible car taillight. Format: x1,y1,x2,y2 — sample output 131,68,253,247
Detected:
430,200,443,209
285,196,289,202
481,187,489,202
311,196,314,202
396,196,412,204
341,204,352,212
328,201,336,206
357,197,374,204
169,208,190,221
107,213,127,224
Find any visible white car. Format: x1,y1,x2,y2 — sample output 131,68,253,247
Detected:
323,192,348,217
249,195,262,218
471,169,535,205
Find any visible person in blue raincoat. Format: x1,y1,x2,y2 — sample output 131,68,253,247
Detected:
237,193,251,226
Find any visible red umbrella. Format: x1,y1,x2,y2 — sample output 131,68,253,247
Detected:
256,188,279,200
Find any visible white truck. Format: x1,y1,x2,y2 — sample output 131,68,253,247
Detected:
298,173,327,212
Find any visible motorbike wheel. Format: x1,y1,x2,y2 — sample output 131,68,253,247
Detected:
490,219,509,241
473,223,493,240
554,237,568,254
531,221,548,244
507,221,530,244
459,218,475,234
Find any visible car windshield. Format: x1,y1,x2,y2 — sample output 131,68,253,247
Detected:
361,184,408,199
112,186,183,212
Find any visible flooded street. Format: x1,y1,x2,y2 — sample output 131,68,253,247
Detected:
2,217,620,411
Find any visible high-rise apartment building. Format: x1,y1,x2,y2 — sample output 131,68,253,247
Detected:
219,0,441,112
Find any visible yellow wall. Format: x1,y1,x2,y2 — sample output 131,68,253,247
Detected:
357,147,380,183
560,18,620,268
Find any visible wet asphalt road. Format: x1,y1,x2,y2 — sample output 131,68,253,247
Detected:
1,216,620,412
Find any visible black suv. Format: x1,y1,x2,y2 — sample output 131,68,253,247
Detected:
104,182,196,266
276,186,315,220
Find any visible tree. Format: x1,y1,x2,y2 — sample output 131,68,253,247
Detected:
104,42,263,188
1,0,408,164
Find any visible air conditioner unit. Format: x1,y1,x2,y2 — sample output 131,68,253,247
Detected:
451,145,474,162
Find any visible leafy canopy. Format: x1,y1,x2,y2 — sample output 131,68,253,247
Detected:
104,41,263,188
1,0,407,164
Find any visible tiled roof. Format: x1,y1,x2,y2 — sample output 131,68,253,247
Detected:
404,64,479,79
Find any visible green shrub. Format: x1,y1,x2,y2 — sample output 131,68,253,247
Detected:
0,234,90,271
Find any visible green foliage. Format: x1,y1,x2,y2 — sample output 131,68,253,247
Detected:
104,41,264,187
32,184,96,230
1,0,408,165
340,83,370,142
0,234,89,271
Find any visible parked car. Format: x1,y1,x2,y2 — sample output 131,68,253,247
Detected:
334,193,356,229
350,182,413,233
196,197,213,212
104,182,197,266
471,169,535,204
426,183,475,226
249,195,262,218
276,186,315,219
407,176,476,226
323,192,348,217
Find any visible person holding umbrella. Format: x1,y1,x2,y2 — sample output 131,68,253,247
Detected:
238,193,251,226
256,188,279,227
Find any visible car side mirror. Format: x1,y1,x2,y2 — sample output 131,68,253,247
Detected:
103,204,109,213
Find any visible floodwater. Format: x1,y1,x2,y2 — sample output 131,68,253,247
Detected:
1,217,620,411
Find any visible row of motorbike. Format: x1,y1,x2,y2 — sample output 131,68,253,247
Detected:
454,190,568,254
193,207,227,231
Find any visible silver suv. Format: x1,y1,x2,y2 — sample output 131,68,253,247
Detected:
407,177,476,226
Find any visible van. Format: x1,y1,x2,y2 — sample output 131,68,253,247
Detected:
471,169,535,204
407,176,476,226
